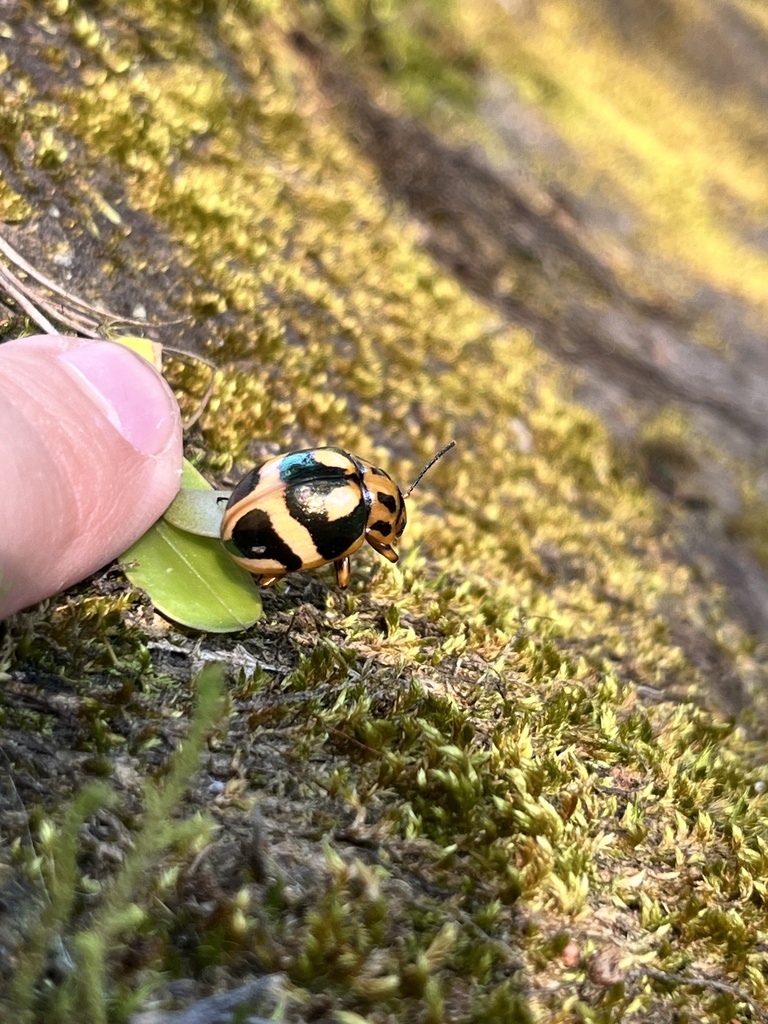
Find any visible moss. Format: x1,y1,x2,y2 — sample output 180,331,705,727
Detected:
454,0,768,311
6,666,225,1024
727,498,768,571
1,1,767,1022
296,0,481,115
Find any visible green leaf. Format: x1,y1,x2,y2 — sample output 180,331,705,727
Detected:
122,461,261,632
162,486,231,537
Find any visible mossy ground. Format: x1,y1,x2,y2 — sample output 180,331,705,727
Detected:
1,2,767,1022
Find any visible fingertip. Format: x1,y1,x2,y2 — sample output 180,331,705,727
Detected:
0,335,184,617
58,342,180,456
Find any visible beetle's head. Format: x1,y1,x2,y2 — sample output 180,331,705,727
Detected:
357,441,456,564
358,460,407,563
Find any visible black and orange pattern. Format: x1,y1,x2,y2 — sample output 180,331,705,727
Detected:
220,445,449,589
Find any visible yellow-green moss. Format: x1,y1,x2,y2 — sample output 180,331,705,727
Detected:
2,2,767,1023
457,0,768,312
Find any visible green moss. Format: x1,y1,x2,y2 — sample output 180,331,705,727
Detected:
1,1,767,1022
6,666,225,1024
297,0,480,114
455,0,768,311
727,498,768,571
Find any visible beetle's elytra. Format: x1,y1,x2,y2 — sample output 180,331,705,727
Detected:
221,442,455,589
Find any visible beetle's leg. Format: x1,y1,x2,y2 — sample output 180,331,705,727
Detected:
334,558,351,589
365,534,399,563
257,574,281,588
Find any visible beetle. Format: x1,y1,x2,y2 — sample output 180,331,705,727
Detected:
220,441,456,588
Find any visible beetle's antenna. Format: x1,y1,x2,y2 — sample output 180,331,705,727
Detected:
403,440,457,497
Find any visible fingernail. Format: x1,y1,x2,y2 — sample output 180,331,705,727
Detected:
59,342,179,455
